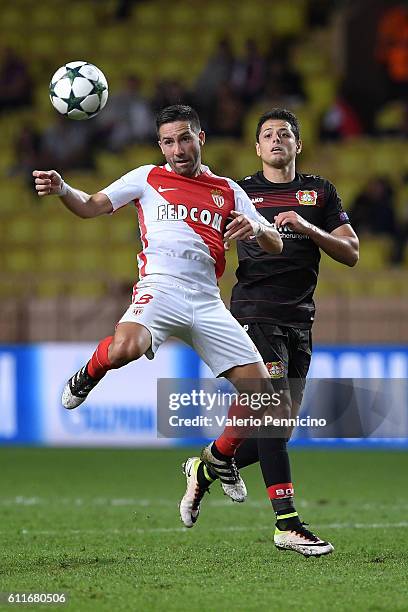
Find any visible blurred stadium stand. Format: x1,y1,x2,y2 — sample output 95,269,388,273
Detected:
1,0,408,343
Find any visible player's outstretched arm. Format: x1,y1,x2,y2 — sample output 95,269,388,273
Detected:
224,210,283,254
32,170,113,218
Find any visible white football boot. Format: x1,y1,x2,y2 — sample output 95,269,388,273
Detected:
179,457,209,528
274,522,334,557
200,444,247,503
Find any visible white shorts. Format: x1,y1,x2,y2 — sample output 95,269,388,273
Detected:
119,280,262,377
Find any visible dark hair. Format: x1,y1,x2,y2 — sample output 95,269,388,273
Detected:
156,105,201,137
256,108,300,142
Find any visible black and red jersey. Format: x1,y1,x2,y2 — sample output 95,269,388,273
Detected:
230,171,351,329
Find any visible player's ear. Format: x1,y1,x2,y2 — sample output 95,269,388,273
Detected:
199,130,205,146
296,139,302,154
158,140,165,154
255,142,261,158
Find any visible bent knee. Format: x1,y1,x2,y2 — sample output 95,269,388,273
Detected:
109,337,148,367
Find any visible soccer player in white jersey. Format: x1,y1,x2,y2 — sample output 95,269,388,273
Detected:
33,105,283,503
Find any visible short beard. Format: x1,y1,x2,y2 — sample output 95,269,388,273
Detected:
172,159,200,177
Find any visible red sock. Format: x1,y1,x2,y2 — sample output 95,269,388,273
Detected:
87,336,113,379
214,435,244,457
214,398,259,457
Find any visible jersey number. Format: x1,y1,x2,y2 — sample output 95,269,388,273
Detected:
134,293,154,305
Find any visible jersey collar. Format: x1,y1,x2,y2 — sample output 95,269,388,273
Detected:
258,171,302,188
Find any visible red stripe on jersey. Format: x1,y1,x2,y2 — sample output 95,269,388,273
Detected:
250,190,324,208
183,215,226,278
135,199,148,277
147,167,234,279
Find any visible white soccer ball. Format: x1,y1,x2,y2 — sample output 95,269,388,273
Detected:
49,61,108,120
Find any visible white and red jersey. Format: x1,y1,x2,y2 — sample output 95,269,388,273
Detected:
101,163,270,296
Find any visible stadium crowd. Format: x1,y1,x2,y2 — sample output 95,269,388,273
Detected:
1,0,408,268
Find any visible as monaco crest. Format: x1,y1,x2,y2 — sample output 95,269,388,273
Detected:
296,190,317,206
211,189,224,208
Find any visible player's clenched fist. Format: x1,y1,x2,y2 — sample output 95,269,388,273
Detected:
32,170,64,197
274,210,312,234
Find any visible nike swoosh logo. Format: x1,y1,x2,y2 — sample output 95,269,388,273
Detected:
158,186,178,193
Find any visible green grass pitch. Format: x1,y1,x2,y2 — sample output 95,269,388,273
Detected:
1,448,407,611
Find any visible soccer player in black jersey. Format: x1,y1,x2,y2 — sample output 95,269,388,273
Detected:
180,108,359,557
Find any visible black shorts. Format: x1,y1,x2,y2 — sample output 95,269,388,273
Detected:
242,322,312,406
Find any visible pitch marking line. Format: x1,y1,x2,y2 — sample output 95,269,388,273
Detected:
0,493,408,516
2,497,408,511
0,497,269,508
3,522,407,536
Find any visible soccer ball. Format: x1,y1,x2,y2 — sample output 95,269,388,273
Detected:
49,61,108,120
